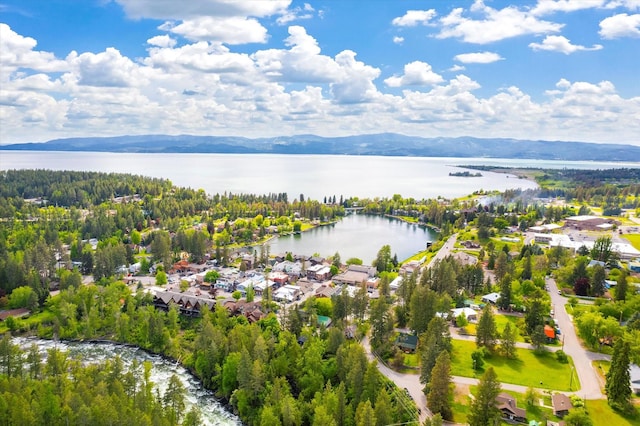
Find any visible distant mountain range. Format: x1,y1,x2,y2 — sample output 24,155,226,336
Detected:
2,133,639,161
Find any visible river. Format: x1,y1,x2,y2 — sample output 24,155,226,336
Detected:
12,337,241,426
268,213,437,264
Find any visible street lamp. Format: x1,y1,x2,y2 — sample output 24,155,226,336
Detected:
570,365,574,390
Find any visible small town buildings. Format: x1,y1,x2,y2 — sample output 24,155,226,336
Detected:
481,292,501,304
345,264,377,278
273,285,302,303
564,215,619,231
153,291,215,317
306,264,332,281
268,271,290,286
223,300,265,323
315,284,339,298
332,270,369,286
272,260,303,277
495,393,526,423
452,251,477,266
389,276,403,291
551,393,573,418
399,260,421,275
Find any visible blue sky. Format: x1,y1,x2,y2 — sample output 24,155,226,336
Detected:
1,0,639,145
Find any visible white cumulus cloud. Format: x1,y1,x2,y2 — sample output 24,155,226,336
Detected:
159,16,269,44
147,35,176,48
529,35,603,54
599,13,640,38
531,0,607,16
115,0,291,20
384,61,444,87
436,2,563,44
454,51,504,64
392,9,437,26
393,36,404,44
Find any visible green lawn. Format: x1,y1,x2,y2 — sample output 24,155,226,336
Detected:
450,340,577,391
456,385,558,425
461,315,525,342
585,399,639,426
624,233,640,251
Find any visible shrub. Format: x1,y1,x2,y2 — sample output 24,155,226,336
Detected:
556,350,569,364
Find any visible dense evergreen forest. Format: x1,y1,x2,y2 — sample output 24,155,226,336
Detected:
1,168,640,425
0,334,202,425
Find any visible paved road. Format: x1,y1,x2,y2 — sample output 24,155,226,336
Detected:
361,336,430,424
428,233,458,268
546,276,605,399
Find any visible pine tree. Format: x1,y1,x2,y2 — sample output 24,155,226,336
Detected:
615,270,628,302
420,317,452,386
468,367,501,426
498,275,512,310
590,264,606,297
476,305,498,351
500,322,518,359
605,338,632,411
427,350,453,420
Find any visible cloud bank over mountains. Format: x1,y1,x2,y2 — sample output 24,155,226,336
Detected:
1,0,639,145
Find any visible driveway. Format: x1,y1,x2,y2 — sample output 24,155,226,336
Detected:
546,276,605,399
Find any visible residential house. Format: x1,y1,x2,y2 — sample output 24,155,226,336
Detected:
346,264,377,278
272,260,303,278
332,270,369,286
552,393,573,418
630,364,640,395
223,300,265,323
451,307,478,324
153,291,215,317
399,260,421,276
366,278,379,293
273,285,302,303
481,292,501,304
389,276,403,291
395,333,418,353
306,264,332,281
495,393,526,423
268,271,290,286
316,284,339,298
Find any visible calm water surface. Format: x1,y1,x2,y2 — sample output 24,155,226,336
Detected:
0,151,554,200
268,213,437,264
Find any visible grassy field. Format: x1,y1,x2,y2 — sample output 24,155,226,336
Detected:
450,340,576,391
585,399,639,426
623,233,640,251
460,314,526,343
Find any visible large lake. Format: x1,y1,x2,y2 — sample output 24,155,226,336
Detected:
0,151,567,200
3,151,637,200
3,151,639,200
